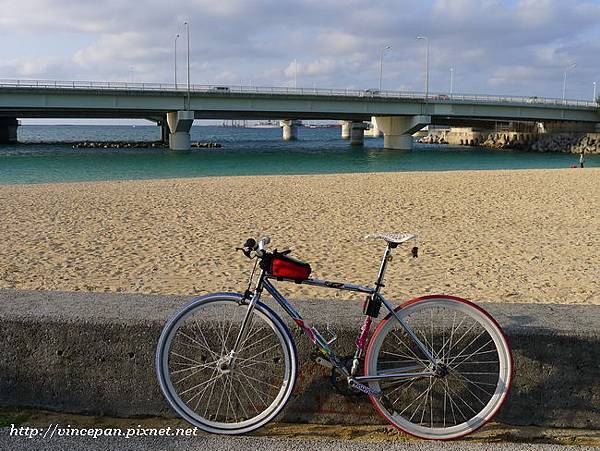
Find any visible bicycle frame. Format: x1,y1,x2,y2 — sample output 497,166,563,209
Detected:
231,243,437,385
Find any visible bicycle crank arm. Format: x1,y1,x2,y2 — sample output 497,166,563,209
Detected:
347,379,381,397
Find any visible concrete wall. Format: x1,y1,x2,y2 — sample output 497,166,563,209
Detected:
0,289,598,429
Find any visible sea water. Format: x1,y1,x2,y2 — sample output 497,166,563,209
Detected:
0,125,596,185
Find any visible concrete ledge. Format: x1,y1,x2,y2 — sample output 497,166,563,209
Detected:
0,289,598,429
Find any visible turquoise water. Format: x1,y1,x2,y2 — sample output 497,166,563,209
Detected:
0,125,597,184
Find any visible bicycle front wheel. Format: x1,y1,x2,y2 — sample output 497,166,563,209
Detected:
365,295,512,440
156,293,297,434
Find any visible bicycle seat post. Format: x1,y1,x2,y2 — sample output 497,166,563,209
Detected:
374,242,396,294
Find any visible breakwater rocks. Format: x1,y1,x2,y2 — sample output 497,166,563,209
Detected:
480,133,538,150
530,133,599,154
418,134,448,145
71,141,222,149
481,132,600,154
419,131,600,154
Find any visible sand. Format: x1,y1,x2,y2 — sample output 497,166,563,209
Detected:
0,168,598,305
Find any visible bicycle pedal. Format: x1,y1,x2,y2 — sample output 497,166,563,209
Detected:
315,356,333,369
310,350,334,369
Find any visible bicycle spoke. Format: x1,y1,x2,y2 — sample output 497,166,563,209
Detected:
237,370,272,405
448,369,496,396
214,376,227,421
389,330,429,367
239,342,282,363
448,372,489,408
448,339,495,368
192,318,221,358
174,363,214,385
232,373,258,415
186,375,218,409
444,378,465,423
179,372,222,397
443,379,479,416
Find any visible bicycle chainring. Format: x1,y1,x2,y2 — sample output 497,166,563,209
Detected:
330,356,363,397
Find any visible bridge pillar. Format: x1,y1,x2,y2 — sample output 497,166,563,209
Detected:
374,115,431,150
281,120,301,141
167,110,194,151
369,116,382,137
0,117,18,144
350,122,369,146
340,121,351,139
158,117,169,145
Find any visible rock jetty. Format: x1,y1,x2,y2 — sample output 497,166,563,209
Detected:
529,133,599,154
480,132,599,154
418,131,599,154
71,141,222,149
418,134,447,145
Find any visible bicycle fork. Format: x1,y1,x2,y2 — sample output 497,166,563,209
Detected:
224,290,261,369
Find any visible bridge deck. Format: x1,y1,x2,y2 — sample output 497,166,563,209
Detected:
0,79,599,123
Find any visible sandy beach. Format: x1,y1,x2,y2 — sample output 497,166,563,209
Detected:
0,168,598,305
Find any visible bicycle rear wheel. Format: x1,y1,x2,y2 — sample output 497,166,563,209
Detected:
365,295,512,440
156,293,297,434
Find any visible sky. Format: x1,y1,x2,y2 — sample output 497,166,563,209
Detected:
1,0,599,124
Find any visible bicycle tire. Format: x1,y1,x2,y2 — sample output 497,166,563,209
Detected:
365,295,512,440
156,292,298,434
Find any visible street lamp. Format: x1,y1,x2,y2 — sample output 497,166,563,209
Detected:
294,58,298,89
184,21,191,110
174,34,180,89
593,82,597,101
450,67,454,97
378,45,392,91
562,62,576,102
416,36,429,99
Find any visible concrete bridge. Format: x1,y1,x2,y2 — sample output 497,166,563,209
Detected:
0,79,598,150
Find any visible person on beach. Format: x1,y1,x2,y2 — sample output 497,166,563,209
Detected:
579,151,585,168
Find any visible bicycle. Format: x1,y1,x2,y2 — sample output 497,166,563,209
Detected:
156,233,513,440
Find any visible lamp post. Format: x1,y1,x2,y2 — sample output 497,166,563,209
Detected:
378,45,392,91
294,58,298,89
184,21,191,110
450,67,454,97
174,34,179,89
562,62,576,102
416,36,429,99
593,82,597,101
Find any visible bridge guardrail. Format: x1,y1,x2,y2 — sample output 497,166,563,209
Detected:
0,78,597,109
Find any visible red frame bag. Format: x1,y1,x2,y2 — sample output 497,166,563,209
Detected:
270,253,311,280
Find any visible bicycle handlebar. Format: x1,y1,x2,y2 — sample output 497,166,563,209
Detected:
256,236,270,256
237,236,271,259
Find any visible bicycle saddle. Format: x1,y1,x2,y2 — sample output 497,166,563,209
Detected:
365,232,416,245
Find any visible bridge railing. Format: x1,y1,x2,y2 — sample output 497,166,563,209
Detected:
0,78,598,109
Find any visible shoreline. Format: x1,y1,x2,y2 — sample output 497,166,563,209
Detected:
1,166,596,188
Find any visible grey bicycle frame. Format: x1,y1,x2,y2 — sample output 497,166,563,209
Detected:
231,243,437,382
